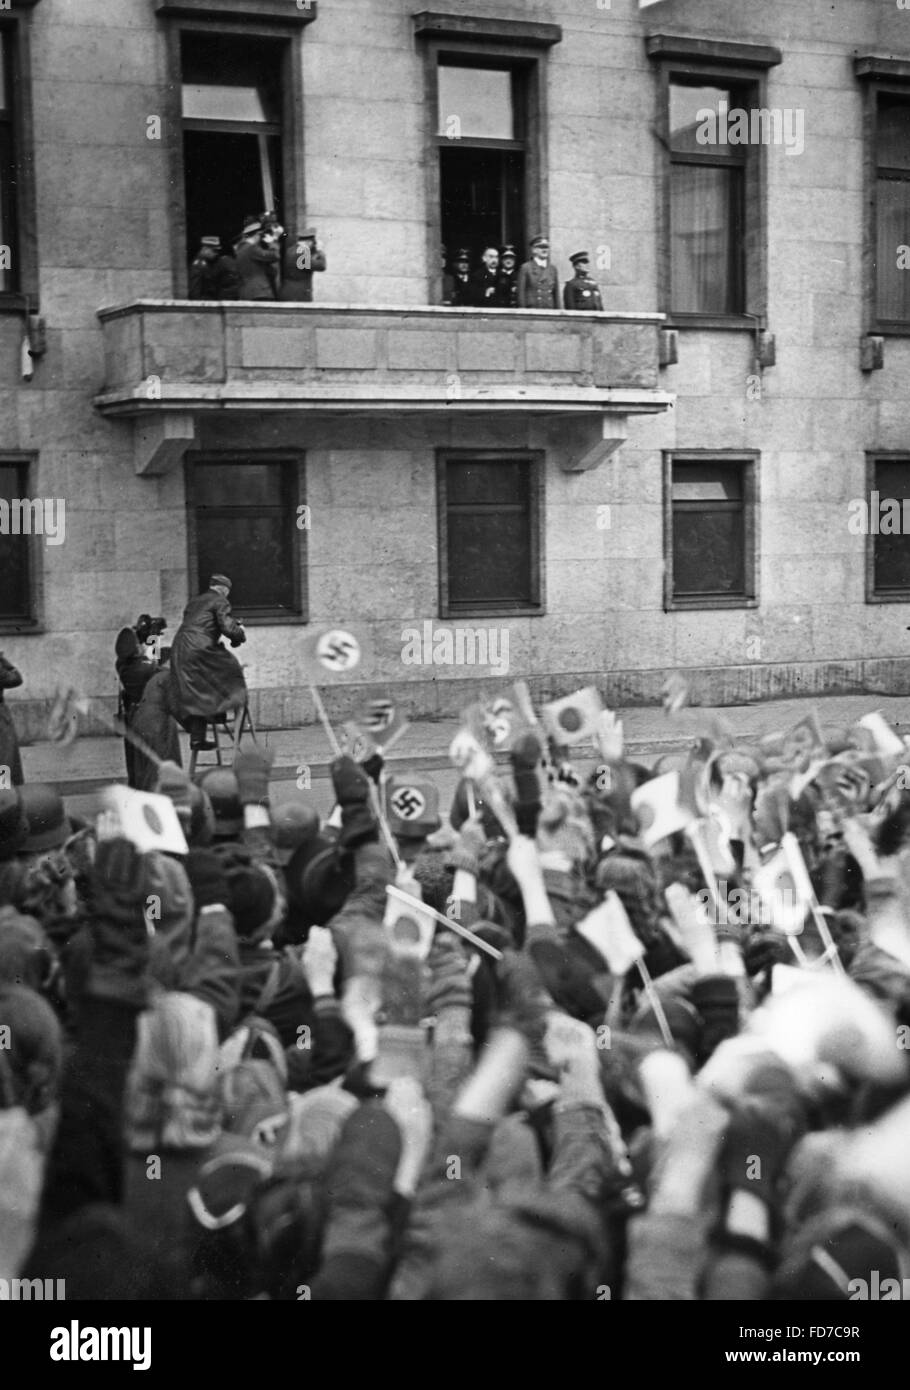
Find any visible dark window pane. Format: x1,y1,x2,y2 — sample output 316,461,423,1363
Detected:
0,463,29,619
0,33,7,111
673,508,745,596
438,66,514,140
447,459,528,506
448,511,531,606
196,513,295,611
671,162,743,313
440,145,524,266
183,130,281,258
873,461,910,591
193,462,284,508
878,99,910,171
876,177,910,321
181,32,283,111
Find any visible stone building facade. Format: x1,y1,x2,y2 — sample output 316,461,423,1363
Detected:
1,0,910,738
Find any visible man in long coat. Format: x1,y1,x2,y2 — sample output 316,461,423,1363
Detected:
517,235,560,309
169,574,247,750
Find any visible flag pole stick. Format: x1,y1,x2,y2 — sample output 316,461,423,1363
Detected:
311,682,403,871
635,956,674,1049
386,884,503,961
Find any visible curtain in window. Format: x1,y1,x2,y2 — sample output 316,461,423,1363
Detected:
671,163,738,314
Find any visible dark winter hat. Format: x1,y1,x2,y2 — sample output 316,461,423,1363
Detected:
285,831,354,927
216,853,280,942
18,784,71,854
198,768,244,838
270,799,320,867
0,788,28,861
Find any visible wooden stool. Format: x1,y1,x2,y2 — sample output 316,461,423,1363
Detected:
188,702,258,777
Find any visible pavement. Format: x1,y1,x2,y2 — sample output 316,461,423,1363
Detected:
17,691,910,823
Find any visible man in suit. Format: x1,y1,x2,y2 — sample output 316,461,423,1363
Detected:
469,246,506,306
563,251,604,310
169,574,247,750
497,245,519,307
517,234,559,309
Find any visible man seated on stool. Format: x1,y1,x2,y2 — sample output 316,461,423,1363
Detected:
168,573,248,751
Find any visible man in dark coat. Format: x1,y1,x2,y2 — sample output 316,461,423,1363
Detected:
0,652,23,785
188,237,240,301
469,246,506,307
234,219,280,301
563,251,604,310
497,245,519,308
169,575,247,751
448,248,473,307
278,228,327,302
115,621,161,787
517,234,560,309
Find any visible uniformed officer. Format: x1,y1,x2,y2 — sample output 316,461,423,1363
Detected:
449,248,473,306
279,228,327,302
517,234,559,309
563,251,604,311
497,245,518,307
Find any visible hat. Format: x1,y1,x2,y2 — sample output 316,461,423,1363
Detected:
385,775,441,840
215,851,281,942
286,831,354,927
501,245,516,259
297,228,317,241
200,236,221,249
570,251,590,266
0,788,28,861
19,784,71,854
198,768,243,838
209,573,232,590
241,218,262,236
454,247,470,261
270,799,320,867
530,234,549,249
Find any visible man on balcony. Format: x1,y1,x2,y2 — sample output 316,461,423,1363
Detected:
469,246,506,307
279,228,327,302
517,235,559,309
563,251,604,311
234,218,280,301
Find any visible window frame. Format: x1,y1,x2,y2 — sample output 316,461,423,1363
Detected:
663,450,759,612
184,450,308,624
865,451,910,603
436,448,545,619
0,451,42,634
861,77,910,334
647,36,780,330
416,24,556,306
158,15,307,297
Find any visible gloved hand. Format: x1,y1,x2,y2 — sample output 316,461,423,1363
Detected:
692,973,740,1063
184,848,230,912
510,732,543,837
87,837,151,1006
233,746,275,808
331,755,377,849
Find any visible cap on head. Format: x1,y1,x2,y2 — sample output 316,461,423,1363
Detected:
242,218,262,236
530,235,549,250
197,768,243,838
570,251,589,267
209,573,232,591
501,245,516,259
200,236,221,249
270,799,320,867
455,248,470,261
19,784,71,855
298,228,317,241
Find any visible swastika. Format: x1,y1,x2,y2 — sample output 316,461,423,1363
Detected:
390,787,426,820
317,630,360,671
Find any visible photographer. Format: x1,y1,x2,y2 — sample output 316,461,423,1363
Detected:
234,216,281,302
115,616,166,787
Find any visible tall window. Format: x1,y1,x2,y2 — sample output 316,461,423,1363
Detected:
665,455,757,609
0,31,19,294
0,459,34,626
181,32,284,259
186,456,306,621
875,96,910,326
437,62,526,266
438,452,543,616
669,80,748,315
868,457,910,598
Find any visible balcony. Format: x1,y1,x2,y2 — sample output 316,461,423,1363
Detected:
93,300,673,473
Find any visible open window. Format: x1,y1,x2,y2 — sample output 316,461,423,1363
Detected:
180,31,285,260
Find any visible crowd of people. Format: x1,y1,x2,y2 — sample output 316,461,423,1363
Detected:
3,662,910,1301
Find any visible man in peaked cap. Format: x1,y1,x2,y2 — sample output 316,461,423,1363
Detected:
563,251,603,311
448,248,473,307
497,245,519,308
517,235,559,309
279,228,327,303
188,236,240,301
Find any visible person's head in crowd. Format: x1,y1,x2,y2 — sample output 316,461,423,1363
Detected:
0,981,64,1142
198,768,244,841
0,788,28,863
17,784,72,859
529,234,550,264
500,245,517,272
480,246,499,274
126,991,222,1152
453,248,470,278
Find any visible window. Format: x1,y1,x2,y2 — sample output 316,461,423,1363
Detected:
186,455,306,622
180,32,287,262
0,31,17,295
437,62,527,268
875,96,910,326
647,35,782,325
438,452,543,616
664,454,758,609
0,458,37,628
669,81,747,315
415,13,561,303
866,456,910,600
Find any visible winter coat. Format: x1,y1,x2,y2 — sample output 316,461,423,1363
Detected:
169,590,247,722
